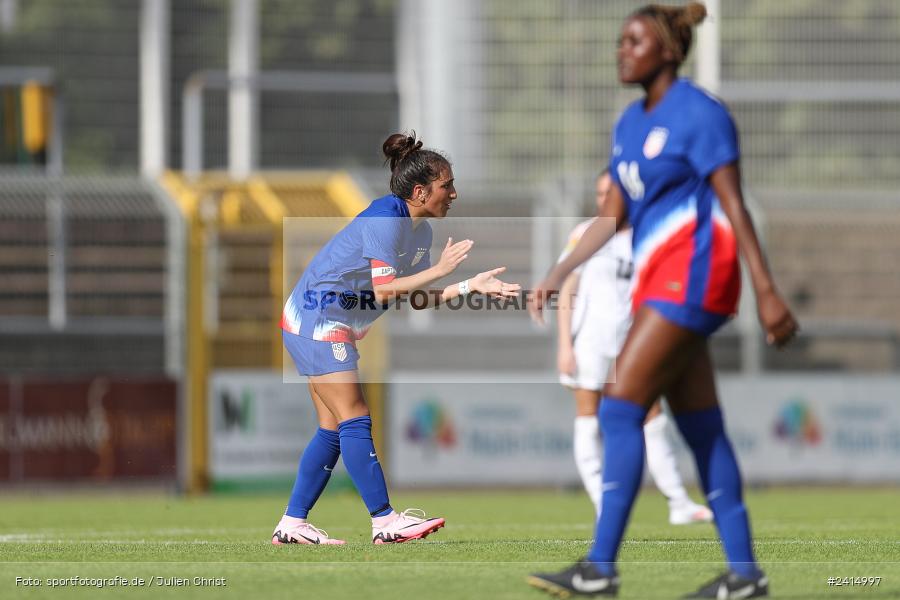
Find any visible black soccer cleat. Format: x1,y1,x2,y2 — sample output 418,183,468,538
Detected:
683,570,769,599
527,559,620,598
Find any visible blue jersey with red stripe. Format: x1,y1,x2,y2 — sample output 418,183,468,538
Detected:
281,194,432,343
608,78,740,316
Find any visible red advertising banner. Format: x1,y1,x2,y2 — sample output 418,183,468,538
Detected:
0,378,177,483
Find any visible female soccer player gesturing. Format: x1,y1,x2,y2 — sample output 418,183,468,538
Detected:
529,4,797,598
273,132,521,545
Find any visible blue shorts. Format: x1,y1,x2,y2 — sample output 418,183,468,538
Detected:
282,331,360,376
645,300,731,337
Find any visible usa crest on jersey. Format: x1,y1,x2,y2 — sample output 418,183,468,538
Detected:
643,127,669,160
331,342,348,362
411,247,427,267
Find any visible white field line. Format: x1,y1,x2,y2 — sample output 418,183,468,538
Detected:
1,520,894,541
0,560,898,566
0,535,897,546
0,528,262,541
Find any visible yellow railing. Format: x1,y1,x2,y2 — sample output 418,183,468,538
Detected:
160,172,209,494
325,171,369,217
246,177,288,368
160,171,387,493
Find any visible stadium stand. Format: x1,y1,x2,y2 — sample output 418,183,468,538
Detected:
0,175,170,374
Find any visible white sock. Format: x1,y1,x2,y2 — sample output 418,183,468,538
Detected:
280,515,307,527
643,413,691,509
573,415,603,516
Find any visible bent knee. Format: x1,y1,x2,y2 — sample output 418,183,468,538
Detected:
602,382,652,407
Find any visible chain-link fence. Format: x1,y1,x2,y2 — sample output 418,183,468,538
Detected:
2,1,896,190
722,0,900,190
0,174,182,375
397,0,900,193
0,0,398,172
1,0,898,373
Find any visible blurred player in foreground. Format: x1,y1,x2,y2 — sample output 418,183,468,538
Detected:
529,3,797,598
274,132,521,545
558,169,711,525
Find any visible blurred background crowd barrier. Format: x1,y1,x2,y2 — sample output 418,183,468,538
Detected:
0,0,898,492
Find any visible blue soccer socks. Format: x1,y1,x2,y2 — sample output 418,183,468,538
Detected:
339,416,393,517
284,417,393,520
675,407,760,579
587,397,648,575
285,427,341,518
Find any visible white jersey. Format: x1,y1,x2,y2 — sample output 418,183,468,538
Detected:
557,219,634,356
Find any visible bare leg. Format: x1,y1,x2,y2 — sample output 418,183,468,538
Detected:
574,387,602,416
644,401,662,422
308,370,369,422
603,306,705,408
309,382,339,430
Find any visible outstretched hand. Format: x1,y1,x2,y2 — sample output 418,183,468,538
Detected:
436,237,474,278
470,266,522,298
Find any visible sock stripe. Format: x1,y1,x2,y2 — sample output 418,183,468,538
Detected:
369,503,392,517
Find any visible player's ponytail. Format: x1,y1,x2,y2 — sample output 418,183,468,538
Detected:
634,2,707,65
382,131,451,201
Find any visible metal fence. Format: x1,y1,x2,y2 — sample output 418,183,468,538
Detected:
721,0,900,190
0,174,183,375
2,1,896,190
0,0,398,172
0,0,898,374
397,0,900,193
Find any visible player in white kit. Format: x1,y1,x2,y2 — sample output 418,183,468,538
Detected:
557,170,712,525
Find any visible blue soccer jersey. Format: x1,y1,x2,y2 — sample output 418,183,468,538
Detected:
281,194,432,343
608,78,741,315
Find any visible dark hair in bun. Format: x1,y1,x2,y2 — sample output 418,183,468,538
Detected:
633,2,707,65
382,131,451,200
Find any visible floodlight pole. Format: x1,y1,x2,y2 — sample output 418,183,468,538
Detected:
229,0,259,180
47,96,66,331
0,0,17,33
140,0,170,177
397,0,481,180
695,0,720,94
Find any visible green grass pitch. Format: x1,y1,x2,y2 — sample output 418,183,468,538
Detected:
0,488,897,598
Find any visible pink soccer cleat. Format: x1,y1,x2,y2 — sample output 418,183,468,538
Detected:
669,502,714,525
372,508,445,544
271,518,345,545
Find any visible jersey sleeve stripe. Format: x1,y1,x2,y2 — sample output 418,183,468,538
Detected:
371,258,396,285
